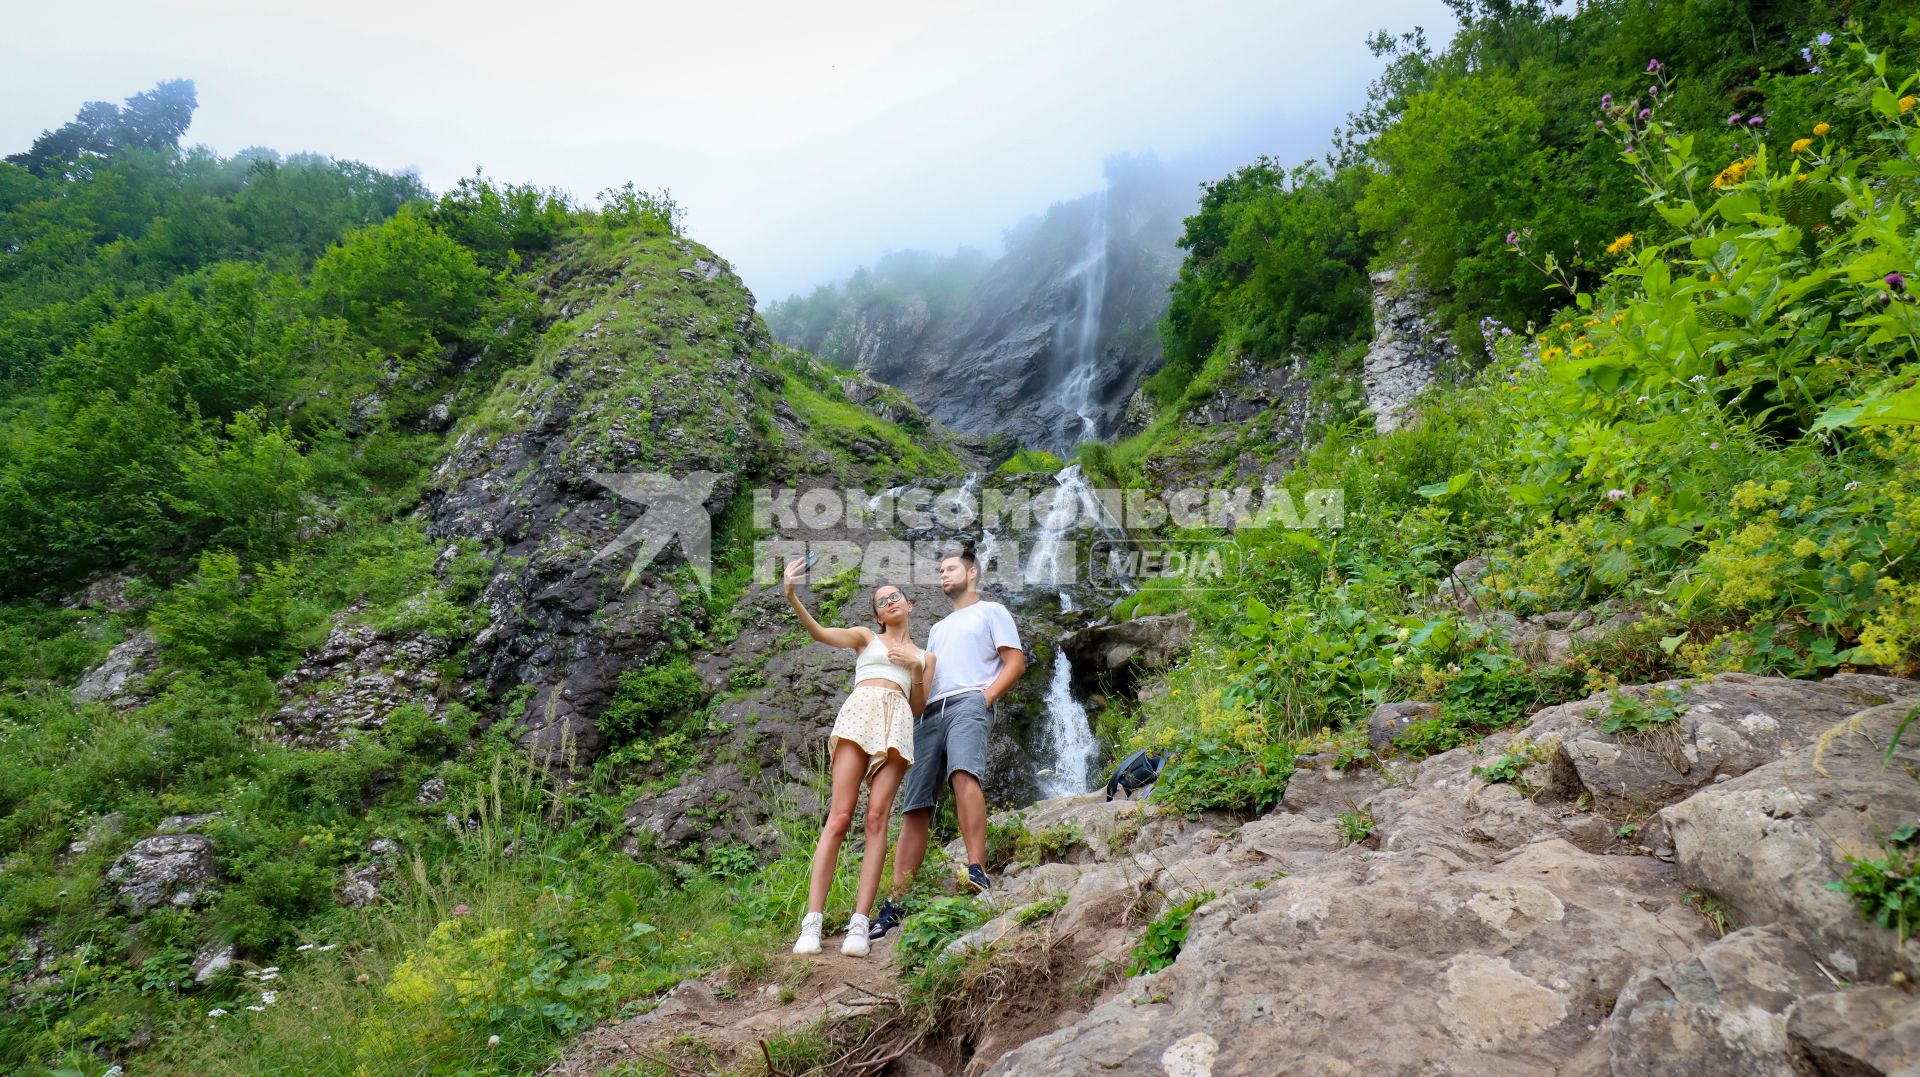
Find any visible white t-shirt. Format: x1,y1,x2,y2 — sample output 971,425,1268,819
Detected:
927,599,1022,704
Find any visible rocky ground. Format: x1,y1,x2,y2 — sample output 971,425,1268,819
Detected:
567,670,1920,1076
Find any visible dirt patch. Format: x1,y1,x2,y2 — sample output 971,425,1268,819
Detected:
541,937,907,1076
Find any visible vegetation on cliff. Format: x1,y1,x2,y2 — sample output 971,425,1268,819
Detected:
1109,4,1920,833
0,83,960,1075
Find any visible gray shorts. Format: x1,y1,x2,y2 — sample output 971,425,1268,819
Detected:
901,690,989,813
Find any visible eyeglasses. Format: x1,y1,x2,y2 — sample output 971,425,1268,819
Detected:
874,593,905,609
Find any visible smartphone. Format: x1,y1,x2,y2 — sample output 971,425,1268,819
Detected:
803,550,820,570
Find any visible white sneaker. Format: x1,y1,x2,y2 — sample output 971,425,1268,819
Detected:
793,911,823,955
841,914,871,957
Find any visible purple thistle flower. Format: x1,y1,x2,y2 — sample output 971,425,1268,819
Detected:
1507,230,1520,245
1647,58,1662,72
1648,84,1659,96
1595,119,1604,129
1817,32,1832,45
1601,92,1612,109
1888,271,1907,292
1748,115,1765,126
1728,112,1742,125
1639,108,1651,121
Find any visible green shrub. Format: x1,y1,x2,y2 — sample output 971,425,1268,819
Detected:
1598,688,1688,737
1334,808,1374,845
1829,822,1920,943
308,207,491,364
995,448,1064,474
148,550,324,670
1127,890,1213,975
1153,729,1294,818
597,657,706,743
595,182,684,236
895,896,992,971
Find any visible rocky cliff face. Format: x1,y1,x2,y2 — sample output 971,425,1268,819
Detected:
1361,267,1456,433
421,237,780,765
251,231,1136,846
768,167,1189,455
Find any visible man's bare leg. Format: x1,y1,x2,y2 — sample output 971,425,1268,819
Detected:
952,770,987,869
890,806,933,900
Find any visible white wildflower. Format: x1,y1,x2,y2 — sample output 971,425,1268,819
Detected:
488,1035,502,1048
296,944,314,952
261,991,277,1005
207,1008,229,1018
1689,374,1707,383
1605,489,1628,501
1845,481,1861,491
316,943,337,952
246,1005,265,1012
1636,395,1649,403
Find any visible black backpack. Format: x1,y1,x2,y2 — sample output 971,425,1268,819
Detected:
1105,749,1164,801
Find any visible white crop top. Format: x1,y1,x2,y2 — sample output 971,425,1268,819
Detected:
853,633,914,692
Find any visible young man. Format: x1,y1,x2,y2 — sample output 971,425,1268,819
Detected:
870,546,1026,940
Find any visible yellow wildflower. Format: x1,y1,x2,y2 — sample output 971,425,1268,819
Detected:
1791,137,1813,153
1541,346,1566,362
1813,122,1831,136
1712,157,1757,188
1901,95,1917,115
1605,233,1634,255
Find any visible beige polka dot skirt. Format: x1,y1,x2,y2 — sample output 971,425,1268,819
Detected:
829,685,915,777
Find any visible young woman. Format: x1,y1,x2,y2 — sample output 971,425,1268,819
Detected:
782,557,934,956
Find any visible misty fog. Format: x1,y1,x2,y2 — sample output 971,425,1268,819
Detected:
2,0,1454,303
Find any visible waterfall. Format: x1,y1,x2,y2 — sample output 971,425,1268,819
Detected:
1022,463,1134,797
1050,191,1109,451
1035,653,1098,797
1022,463,1131,608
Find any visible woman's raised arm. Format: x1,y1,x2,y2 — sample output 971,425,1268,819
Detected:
782,558,870,650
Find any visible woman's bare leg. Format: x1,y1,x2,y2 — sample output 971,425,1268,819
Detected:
855,752,909,917
807,739,870,913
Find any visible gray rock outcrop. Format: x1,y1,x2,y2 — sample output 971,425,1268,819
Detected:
108,834,219,915
1057,612,1193,693
72,629,158,705
1361,267,1456,434
904,672,1920,1076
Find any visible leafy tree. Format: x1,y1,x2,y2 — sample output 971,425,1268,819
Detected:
427,170,576,269
5,79,197,179
309,208,492,364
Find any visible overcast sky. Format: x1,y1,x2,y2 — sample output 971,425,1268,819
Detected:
3,0,1452,303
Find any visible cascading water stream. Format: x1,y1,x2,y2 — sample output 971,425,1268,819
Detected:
1021,462,1133,795
1050,191,1109,452
1035,651,1098,797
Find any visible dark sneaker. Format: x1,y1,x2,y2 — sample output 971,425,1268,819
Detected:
966,864,992,893
868,899,906,941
